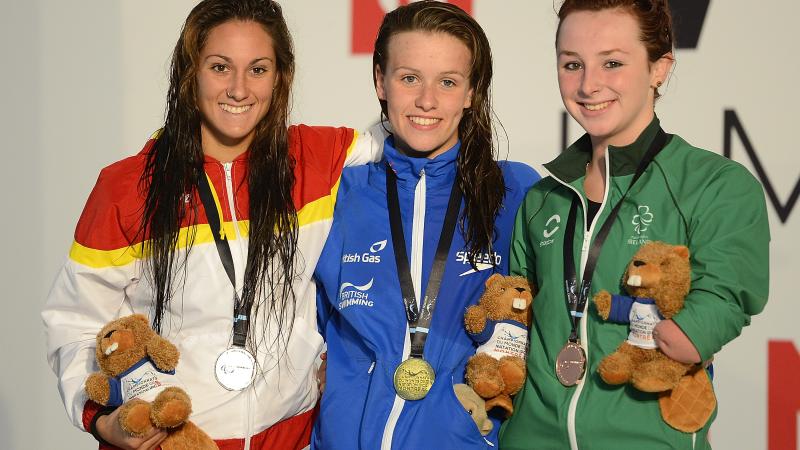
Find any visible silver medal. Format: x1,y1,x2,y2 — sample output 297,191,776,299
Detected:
215,347,256,390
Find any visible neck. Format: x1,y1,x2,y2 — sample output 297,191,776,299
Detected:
393,136,454,160
588,108,656,158
584,152,606,203
201,127,251,163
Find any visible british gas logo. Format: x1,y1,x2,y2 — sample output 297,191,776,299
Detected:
343,239,387,264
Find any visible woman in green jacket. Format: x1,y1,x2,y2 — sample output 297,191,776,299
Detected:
500,1,769,449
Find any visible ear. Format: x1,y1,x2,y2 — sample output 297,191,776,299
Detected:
375,64,387,101
463,87,474,109
485,273,504,288
146,334,180,372
650,51,674,88
132,314,149,326
672,245,690,260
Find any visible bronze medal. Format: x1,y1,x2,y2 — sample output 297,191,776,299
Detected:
393,357,435,400
556,341,586,387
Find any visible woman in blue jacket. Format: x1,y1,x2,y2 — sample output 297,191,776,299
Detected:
312,2,540,449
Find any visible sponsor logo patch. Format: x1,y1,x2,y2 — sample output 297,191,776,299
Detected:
343,239,387,264
338,278,375,310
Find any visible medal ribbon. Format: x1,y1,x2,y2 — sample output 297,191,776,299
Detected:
386,164,462,359
197,171,249,348
562,129,669,343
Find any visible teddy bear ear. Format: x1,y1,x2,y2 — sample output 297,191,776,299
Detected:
485,273,504,288
672,245,690,260
147,335,180,372
131,314,150,326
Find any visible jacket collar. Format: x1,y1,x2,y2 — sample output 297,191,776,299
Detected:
383,136,459,189
544,116,662,183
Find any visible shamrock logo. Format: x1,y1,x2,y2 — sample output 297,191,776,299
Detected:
632,206,653,234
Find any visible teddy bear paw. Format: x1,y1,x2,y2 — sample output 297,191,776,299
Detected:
485,394,514,417
593,291,612,320
632,360,687,392
498,357,526,395
119,399,154,437
632,374,677,393
471,379,504,399
598,353,633,385
151,387,192,428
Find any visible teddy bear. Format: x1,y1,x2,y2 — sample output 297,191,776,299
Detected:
593,241,715,432
464,273,534,417
85,314,218,450
453,384,493,436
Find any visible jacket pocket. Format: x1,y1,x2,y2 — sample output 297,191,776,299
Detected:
395,374,496,449
315,357,374,450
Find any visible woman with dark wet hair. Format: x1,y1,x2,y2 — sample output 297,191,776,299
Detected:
42,1,381,448
313,2,539,449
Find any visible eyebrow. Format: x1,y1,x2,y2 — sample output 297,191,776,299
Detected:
598,48,629,55
205,54,274,65
392,66,467,77
558,48,629,57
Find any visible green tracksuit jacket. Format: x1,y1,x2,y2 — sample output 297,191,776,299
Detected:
499,118,770,450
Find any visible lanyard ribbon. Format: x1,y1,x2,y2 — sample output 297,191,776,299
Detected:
563,129,670,342
196,171,249,348
386,165,462,359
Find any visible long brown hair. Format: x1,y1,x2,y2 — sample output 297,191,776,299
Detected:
373,1,505,263
139,0,297,354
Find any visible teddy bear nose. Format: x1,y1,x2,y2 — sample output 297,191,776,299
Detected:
514,287,526,293
633,260,646,267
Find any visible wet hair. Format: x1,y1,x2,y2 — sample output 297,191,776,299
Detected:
139,0,297,355
556,0,674,97
373,0,505,264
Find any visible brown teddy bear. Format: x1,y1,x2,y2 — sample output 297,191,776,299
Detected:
593,241,693,392
85,314,218,450
593,241,715,432
464,274,534,416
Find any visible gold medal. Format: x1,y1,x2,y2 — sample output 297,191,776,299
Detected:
556,341,586,387
393,357,435,400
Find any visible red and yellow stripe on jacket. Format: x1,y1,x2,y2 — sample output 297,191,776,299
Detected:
43,125,383,449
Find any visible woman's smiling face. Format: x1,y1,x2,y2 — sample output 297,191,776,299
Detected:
557,8,671,148
375,31,473,158
196,20,277,158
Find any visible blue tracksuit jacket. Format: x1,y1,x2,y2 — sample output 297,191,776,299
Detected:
313,139,540,450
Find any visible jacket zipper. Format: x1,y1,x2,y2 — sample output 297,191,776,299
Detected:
220,162,253,450
380,168,426,450
223,162,247,281
547,150,610,450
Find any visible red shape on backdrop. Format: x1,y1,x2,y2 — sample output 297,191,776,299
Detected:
769,340,799,450
352,0,474,54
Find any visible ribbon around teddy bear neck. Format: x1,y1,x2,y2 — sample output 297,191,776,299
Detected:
386,164,462,359
562,128,669,343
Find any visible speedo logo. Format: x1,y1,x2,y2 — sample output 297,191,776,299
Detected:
338,278,375,310
457,251,501,276
342,239,387,264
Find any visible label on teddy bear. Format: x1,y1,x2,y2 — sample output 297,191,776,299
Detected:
627,301,662,349
475,321,529,360
119,358,185,404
